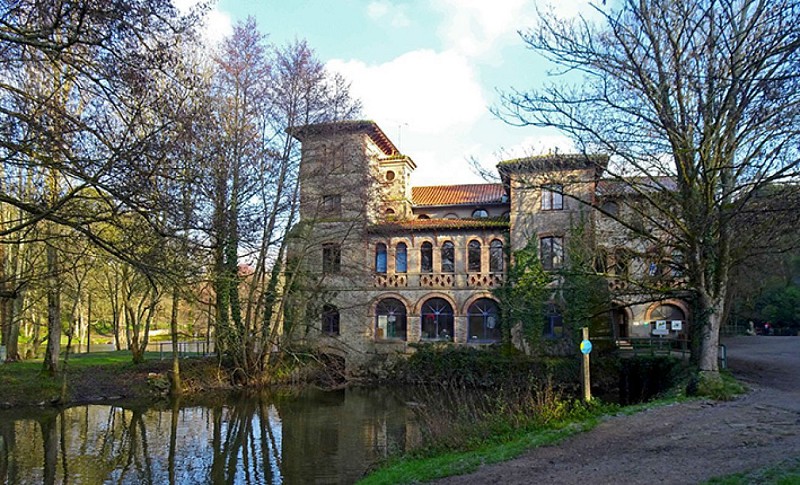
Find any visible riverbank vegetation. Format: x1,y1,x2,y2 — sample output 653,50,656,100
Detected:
359,345,744,484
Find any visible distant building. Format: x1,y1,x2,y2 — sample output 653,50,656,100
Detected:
284,120,689,371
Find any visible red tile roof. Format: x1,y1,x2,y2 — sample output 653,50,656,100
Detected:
412,184,506,207
369,218,509,233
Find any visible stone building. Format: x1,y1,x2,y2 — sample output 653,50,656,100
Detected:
285,120,690,370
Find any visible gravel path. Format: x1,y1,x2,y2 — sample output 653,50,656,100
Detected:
436,336,800,485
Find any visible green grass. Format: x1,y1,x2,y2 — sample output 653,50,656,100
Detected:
0,351,160,405
359,420,600,485
692,369,748,401
358,400,624,485
358,391,699,485
705,456,800,484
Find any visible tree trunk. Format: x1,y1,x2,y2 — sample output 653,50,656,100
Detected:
169,286,182,395
41,415,58,485
43,243,61,375
695,288,726,373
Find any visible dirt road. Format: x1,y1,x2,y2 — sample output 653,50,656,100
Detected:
437,336,800,484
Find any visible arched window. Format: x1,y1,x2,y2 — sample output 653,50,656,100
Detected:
441,241,455,273
322,304,340,336
421,298,454,341
417,214,430,220
375,298,407,340
386,208,395,215
395,243,407,273
651,304,685,321
375,243,387,273
420,242,433,273
444,213,459,219
490,239,504,273
467,299,501,343
472,208,489,218
468,240,481,272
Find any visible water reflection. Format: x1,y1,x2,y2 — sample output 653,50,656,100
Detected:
0,387,420,484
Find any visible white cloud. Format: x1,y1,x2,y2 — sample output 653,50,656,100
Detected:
327,49,486,134
434,0,534,57
173,0,233,46
366,0,410,28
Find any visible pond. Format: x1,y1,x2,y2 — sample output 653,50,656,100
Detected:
0,387,421,484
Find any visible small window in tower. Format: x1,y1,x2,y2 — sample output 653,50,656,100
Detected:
385,170,396,181
322,194,341,216
386,208,395,215
542,184,564,210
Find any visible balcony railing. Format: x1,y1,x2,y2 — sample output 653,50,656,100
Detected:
373,272,504,289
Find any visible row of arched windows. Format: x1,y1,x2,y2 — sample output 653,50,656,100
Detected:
375,240,505,274
319,297,502,343
376,297,501,343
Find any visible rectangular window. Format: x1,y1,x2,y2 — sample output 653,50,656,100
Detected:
541,184,564,210
543,312,564,338
441,242,455,273
421,243,433,273
395,243,408,273
541,236,563,270
322,243,341,273
322,194,341,216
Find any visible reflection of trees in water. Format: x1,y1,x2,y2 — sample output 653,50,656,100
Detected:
209,396,284,484
0,388,419,483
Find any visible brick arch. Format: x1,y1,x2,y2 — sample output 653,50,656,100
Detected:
644,299,690,321
369,292,412,315
413,236,436,249
461,292,499,315
413,292,458,316
611,300,635,323
390,236,413,247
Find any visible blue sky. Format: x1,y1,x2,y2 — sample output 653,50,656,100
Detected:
180,0,598,186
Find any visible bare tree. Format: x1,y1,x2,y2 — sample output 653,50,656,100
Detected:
192,18,361,382
500,0,800,375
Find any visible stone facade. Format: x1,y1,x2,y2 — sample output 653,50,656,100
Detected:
285,121,689,370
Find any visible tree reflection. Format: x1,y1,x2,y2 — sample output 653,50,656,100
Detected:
0,387,420,484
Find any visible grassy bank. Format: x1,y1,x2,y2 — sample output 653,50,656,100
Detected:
358,345,725,485
358,396,690,485
359,401,612,484
0,351,228,407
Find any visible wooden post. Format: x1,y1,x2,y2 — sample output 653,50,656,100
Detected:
581,327,591,402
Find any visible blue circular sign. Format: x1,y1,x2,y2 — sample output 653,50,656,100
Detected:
580,340,592,354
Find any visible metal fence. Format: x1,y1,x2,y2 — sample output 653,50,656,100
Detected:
613,337,692,358
153,340,215,360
